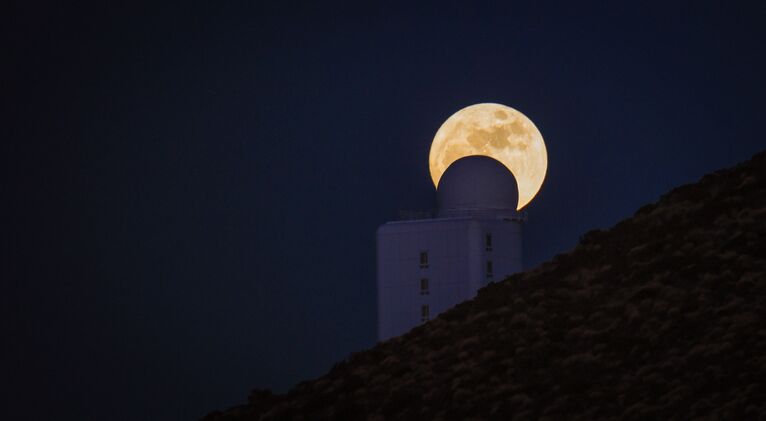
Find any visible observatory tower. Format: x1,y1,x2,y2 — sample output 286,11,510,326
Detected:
376,103,547,341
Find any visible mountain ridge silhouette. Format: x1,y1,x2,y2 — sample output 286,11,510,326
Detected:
205,150,766,420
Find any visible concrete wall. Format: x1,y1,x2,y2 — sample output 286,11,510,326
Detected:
376,216,522,341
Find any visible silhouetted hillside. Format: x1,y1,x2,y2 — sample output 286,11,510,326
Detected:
205,151,766,420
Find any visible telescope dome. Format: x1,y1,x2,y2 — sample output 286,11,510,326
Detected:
437,156,519,217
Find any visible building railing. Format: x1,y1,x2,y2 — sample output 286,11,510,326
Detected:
397,209,437,220
396,208,528,222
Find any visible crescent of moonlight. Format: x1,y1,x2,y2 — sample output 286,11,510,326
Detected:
428,103,548,210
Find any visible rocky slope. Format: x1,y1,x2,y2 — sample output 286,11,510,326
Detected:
205,151,766,420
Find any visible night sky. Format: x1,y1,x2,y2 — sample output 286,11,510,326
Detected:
5,2,766,420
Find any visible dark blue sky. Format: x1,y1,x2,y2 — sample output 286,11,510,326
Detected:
5,2,766,420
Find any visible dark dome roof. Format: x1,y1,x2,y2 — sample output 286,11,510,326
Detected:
437,155,519,215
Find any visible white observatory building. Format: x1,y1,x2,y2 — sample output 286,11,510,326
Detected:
376,103,547,341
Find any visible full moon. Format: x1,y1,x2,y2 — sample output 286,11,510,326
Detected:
429,103,548,210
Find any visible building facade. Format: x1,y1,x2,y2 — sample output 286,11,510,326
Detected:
376,156,524,341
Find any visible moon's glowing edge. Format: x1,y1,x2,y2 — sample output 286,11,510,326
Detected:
428,103,547,211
